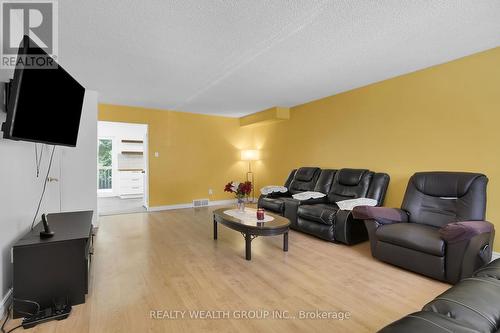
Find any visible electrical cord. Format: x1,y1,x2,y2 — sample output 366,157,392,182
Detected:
31,145,56,230
34,144,44,177
1,298,42,333
0,307,8,333
1,306,22,333
4,325,21,333
12,298,40,317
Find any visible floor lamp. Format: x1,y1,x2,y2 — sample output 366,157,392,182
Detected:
241,150,259,203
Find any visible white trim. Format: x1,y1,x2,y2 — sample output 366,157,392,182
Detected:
491,251,500,262
97,192,115,198
0,288,13,317
148,199,238,212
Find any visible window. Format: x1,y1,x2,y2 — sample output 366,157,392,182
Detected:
98,139,113,190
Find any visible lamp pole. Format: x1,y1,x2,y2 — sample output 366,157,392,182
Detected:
246,161,254,203
241,150,259,203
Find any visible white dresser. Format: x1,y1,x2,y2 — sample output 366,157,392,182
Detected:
117,139,145,198
118,170,144,198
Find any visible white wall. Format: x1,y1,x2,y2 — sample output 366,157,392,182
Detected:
97,121,147,197
0,90,98,314
0,134,61,314
61,91,98,223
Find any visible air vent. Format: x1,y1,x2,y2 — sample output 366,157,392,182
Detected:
193,199,209,207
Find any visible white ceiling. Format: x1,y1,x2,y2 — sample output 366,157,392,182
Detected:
58,0,500,117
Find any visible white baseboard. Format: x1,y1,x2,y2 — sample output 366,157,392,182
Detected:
491,251,500,261
0,288,13,317
148,199,238,212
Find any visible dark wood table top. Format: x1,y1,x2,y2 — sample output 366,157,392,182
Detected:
213,208,290,232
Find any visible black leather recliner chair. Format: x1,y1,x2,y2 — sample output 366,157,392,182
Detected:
379,259,500,333
258,167,322,214
353,172,494,284
293,169,390,244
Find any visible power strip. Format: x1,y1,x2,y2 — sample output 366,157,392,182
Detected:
21,305,71,329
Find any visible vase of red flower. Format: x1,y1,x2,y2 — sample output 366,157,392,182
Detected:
237,197,245,212
224,181,252,212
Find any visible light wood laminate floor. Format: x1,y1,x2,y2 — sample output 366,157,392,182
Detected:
98,196,146,216
4,206,449,332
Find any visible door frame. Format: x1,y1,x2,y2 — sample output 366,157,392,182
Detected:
96,121,149,209
142,126,149,209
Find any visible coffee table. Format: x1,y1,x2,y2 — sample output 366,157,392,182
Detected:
213,208,291,261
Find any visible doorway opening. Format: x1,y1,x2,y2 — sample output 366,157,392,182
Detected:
97,121,148,215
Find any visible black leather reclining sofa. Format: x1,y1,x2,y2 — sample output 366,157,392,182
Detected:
258,167,390,244
379,258,500,333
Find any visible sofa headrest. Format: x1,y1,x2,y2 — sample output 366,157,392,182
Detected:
411,172,487,198
314,169,337,194
337,169,369,186
294,167,320,182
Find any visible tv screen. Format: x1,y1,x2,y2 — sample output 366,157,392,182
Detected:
2,35,85,147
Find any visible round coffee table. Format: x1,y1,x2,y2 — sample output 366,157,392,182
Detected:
213,208,291,261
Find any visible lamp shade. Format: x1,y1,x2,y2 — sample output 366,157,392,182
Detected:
241,149,259,161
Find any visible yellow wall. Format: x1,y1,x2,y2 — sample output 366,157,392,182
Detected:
250,47,500,249
98,105,253,207
100,47,500,249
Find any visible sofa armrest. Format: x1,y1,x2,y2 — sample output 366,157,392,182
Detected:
296,196,327,205
441,221,495,283
352,206,408,225
282,197,327,228
258,192,291,202
266,191,292,198
334,210,369,245
439,221,495,244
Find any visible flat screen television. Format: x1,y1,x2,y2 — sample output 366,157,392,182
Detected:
2,35,85,147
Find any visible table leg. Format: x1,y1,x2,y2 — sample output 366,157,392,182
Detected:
245,233,252,260
213,219,217,240
283,231,288,252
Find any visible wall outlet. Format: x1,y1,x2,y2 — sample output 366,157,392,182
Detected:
154,152,159,158
208,189,213,195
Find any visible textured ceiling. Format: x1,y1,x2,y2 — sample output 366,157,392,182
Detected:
56,0,500,116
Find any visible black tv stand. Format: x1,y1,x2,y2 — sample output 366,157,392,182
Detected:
12,211,94,319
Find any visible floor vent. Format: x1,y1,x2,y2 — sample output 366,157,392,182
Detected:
193,199,209,207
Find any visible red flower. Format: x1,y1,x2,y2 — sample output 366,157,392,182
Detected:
238,181,252,195
224,182,233,193
223,181,252,196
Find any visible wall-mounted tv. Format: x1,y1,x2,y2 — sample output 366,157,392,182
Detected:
1,35,85,147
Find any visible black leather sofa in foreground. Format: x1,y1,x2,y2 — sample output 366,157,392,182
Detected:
258,167,390,244
353,172,494,284
379,259,500,333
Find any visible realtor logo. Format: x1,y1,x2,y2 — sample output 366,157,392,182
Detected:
1,0,58,69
